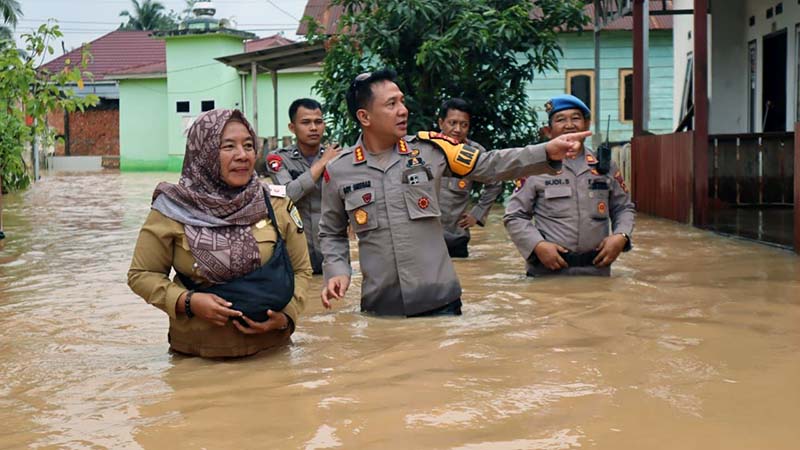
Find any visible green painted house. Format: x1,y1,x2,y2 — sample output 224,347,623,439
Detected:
106,7,321,172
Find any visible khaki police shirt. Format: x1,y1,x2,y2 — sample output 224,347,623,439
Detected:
503,148,635,276
439,140,505,247
319,134,559,316
266,144,325,272
127,194,312,358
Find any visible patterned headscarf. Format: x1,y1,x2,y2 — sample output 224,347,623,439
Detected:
152,109,267,283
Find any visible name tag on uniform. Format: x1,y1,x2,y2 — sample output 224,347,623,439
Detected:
269,184,287,197
544,186,571,199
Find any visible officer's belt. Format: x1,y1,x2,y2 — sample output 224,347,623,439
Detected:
559,250,599,267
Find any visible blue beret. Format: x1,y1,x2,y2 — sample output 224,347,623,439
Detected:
545,94,591,118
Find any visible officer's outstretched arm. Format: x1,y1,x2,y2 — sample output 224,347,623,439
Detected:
418,131,589,183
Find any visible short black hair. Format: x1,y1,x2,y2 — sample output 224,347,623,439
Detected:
345,68,398,124
288,98,322,122
438,98,471,120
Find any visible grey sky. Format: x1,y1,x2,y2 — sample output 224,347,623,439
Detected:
15,0,309,62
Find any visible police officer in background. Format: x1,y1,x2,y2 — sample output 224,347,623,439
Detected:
437,98,504,258
503,94,635,277
318,69,592,317
265,98,341,274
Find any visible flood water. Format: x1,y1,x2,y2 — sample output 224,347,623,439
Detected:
1,172,799,449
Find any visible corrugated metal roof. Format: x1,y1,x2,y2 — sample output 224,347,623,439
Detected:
297,0,672,35
40,30,165,81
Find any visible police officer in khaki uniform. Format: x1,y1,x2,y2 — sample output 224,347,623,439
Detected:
265,98,341,274
503,95,635,277
319,70,592,317
436,98,505,258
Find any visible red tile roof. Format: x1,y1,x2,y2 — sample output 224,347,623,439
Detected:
297,0,672,35
244,34,296,52
40,30,165,81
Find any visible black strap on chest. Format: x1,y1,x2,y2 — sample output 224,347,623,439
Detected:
176,195,295,323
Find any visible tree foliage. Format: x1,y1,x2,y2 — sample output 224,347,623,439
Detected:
0,23,98,192
305,0,588,149
119,0,176,31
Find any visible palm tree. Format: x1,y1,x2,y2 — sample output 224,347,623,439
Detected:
0,0,22,43
119,0,175,31
0,0,22,27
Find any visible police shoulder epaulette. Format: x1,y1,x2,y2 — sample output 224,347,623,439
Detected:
417,131,480,177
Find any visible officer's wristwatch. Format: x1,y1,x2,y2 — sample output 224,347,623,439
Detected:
617,232,632,251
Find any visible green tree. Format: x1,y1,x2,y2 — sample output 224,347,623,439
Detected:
0,23,98,192
0,0,22,43
306,0,587,149
119,0,175,31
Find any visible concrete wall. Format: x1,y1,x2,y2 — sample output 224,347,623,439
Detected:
674,0,800,133
526,30,674,142
119,78,169,171
164,33,245,171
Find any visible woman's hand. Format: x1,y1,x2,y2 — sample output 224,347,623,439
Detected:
233,309,291,334
187,292,243,326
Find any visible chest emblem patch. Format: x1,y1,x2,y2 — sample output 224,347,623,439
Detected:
354,208,369,225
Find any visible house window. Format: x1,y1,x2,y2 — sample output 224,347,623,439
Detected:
619,69,634,123
176,101,190,113
201,100,215,112
565,70,594,114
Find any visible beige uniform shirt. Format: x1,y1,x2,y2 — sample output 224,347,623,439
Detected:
128,195,312,358
319,134,559,316
439,140,504,249
503,148,635,276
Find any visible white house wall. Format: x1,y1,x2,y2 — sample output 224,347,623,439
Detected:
674,0,800,133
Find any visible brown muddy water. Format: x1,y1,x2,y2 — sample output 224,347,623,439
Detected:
0,172,798,449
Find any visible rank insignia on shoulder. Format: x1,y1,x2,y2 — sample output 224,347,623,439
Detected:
288,202,304,232
398,139,410,154
353,146,366,164
269,184,287,197
266,154,283,172
354,208,368,225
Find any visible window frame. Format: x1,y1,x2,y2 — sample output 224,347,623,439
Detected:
564,69,595,116
618,68,634,124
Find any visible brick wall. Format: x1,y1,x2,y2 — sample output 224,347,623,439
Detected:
47,102,119,157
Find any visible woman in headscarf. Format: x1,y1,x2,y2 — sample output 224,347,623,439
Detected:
128,109,312,358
